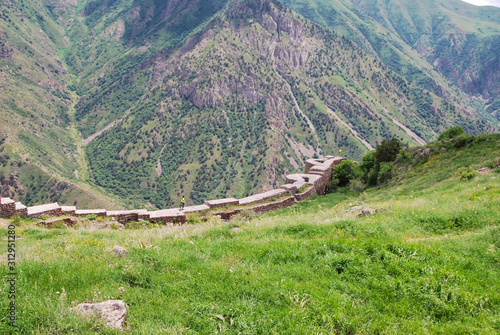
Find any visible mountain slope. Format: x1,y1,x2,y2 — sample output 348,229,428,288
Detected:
0,0,498,209
0,0,126,208
80,0,495,208
279,0,500,122
5,134,500,334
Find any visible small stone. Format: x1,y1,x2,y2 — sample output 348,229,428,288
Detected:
113,246,128,256
73,300,127,330
477,167,491,175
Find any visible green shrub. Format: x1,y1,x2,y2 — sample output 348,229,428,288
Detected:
49,221,66,229
360,151,376,176
456,166,477,181
110,222,121,230
86,214,97,220
124,220,151,229
233,209,255,221
11,214,22,226
187,213,201,224
375,138,402,163
378,162,395,184
396,148,412,164
437,126,465,141
329,177,340,192
349,179,365,192
453,133,475,148
490,158,500,169
331,160,360,188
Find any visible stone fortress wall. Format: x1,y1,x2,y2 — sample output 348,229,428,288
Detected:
0,156,345,224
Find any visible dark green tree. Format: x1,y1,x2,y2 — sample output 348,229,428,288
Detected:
437,126,465,141
375,138,402,163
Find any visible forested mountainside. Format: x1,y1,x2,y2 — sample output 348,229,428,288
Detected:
0,0,498,209
280,0,500,121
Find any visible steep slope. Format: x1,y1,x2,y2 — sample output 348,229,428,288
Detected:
279,0,500,122
0,0,125,208
66,0,231,138
81,0,494,208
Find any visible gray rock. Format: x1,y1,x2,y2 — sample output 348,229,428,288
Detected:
113,246,128,256
74,300,127,330
347,206,385,217
477,167,491,175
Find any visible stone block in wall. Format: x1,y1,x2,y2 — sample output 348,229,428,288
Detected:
183,204,210,213
107,210,148,223
27,203,61,219
294,185,316,201
37,217,77,227
251,196,296,215
0,197,16,218
204,198,239,209
285,173,321,185
61,206,76,215
239,189,289,206
138,213,151,221
74,209,107,217
211,195,297,221
15,202,27,218
332,157,346,166
148,209,186,224
280,181,307,194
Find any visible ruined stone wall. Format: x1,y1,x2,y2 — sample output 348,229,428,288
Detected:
293,185,316,202
0,156,343,223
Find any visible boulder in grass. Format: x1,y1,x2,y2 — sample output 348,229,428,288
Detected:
477,167,491,175
347,206,385,217
73,300,127,330
113,246,128,256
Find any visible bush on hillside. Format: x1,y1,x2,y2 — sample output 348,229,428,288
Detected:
330,137,407,191
359,151,378,186
349,178,365,192
375,138,402,163
330,160,360,190
456,166,477,181
453,133,475,148
378,162,395,184
437,126,465,141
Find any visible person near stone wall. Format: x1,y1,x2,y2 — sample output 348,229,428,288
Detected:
180,196,185,210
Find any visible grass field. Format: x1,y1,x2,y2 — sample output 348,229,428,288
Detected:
1,135,499,334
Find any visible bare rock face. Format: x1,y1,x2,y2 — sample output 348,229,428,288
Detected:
74,300,127,330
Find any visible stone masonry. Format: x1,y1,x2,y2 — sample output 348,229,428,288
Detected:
0,155,345,223
0,198,16,218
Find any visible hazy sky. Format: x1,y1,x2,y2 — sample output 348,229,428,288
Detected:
461,0,500,7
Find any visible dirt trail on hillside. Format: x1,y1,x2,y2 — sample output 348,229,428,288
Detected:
83,118,124,145
392,119,427,145
326,107,374,151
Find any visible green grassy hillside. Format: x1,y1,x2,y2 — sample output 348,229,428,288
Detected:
1,134,499,334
